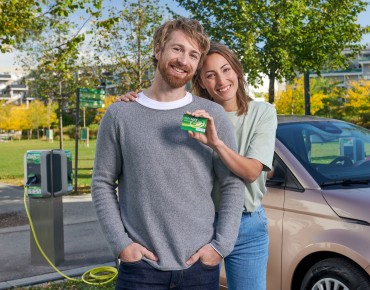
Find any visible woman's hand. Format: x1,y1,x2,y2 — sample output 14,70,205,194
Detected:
186,110,224,150
115,91,139,103
188,110,263,182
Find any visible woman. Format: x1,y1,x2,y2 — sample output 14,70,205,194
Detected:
120,42,277,290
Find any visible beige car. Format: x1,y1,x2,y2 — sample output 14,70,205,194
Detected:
220,116,370,290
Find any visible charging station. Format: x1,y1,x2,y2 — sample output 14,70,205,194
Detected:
340,137,365,163
24,150,73,266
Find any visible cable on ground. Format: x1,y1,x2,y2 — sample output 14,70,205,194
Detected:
23,187,118,285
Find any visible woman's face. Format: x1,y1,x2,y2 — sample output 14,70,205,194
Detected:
200,53,238,110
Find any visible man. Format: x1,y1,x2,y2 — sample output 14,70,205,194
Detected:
91,18,244,290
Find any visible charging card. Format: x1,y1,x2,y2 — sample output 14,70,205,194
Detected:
181,114,208,134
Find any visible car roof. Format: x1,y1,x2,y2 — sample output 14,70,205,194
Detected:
277,115,341,124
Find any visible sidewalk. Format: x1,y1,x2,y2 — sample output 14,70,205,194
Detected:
0,183,115,289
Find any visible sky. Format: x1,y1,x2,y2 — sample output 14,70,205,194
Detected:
0,0,369,71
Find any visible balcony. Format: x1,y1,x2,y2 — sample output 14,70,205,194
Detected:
8,84,28,91
358,57,370,64
310,68,363,77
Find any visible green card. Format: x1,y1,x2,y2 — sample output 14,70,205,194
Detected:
181,114,208,134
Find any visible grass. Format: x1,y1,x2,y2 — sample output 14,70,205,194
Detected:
14,279,116,289
311,141,370,163
0,139,96,193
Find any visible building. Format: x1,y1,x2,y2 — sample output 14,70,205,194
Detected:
309,47,370,86
0,68,32,105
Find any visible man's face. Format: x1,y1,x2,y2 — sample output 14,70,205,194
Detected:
156,30,201,88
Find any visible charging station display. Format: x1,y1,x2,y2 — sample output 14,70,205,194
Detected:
24,150,73,197
24,151,50,197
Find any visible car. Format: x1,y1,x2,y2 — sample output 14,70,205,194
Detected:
220,115,370,290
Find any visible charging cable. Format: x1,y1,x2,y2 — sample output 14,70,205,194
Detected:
24,187,118,285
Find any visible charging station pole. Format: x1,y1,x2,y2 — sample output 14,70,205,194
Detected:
29,196,64,265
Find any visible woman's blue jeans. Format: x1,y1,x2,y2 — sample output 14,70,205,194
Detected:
224,205,269,290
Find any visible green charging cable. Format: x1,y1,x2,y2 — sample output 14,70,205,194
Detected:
23,187,118,285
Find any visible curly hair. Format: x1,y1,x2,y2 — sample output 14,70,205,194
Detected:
152,18,210,72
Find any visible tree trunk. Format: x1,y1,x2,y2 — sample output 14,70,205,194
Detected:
268,74,276,104
138,0,142,88
304,72,311,115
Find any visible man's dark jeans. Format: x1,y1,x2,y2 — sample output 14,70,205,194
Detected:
115,259,219,290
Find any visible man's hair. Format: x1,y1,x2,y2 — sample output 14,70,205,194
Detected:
191,42,253,116
152,18,210,70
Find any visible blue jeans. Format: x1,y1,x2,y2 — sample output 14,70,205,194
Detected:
224,205,269,290
115,259,219,290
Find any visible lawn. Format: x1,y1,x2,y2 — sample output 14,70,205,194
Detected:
0,139,96,193
14,279,116,290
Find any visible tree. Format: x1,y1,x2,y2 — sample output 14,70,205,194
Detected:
0,0,103,53
176,0,369,104
94,96,117,124
26,100,57,139
344,80,370,127
0,102,12,132
19,15,101,148
275,79,305,115
291,0,369,114
275,77,335,115
9,105,29,138
90,0,174,93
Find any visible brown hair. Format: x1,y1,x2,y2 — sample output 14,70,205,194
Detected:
192,42,253,115
152,18,210,71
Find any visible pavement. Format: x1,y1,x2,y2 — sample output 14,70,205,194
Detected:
0,183,116,289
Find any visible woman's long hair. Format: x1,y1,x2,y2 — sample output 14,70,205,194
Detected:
192,42,253,115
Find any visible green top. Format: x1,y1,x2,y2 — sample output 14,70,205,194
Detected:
212,101,277,212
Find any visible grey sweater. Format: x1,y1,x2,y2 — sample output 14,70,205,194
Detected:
91,95,244,270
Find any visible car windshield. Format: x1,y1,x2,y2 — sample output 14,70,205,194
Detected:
276,120,370,186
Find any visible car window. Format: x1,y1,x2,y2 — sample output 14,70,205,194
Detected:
276,121,370,186
267,155,304,192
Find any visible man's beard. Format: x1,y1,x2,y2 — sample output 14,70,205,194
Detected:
157,59,194,88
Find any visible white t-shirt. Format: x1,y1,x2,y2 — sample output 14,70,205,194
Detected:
137,91,193,110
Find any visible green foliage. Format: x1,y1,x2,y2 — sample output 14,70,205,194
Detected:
274,77,370,129
63,124,76,138
176,0,369,103
88,123,99,139
90,0,174,93
0,0,42,53
18,13,103,147
0,0,103,53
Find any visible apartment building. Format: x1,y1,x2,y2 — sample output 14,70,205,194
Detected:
0,68,31,105
309,47,370,86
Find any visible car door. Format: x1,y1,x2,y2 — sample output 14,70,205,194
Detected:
263,154,286,290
